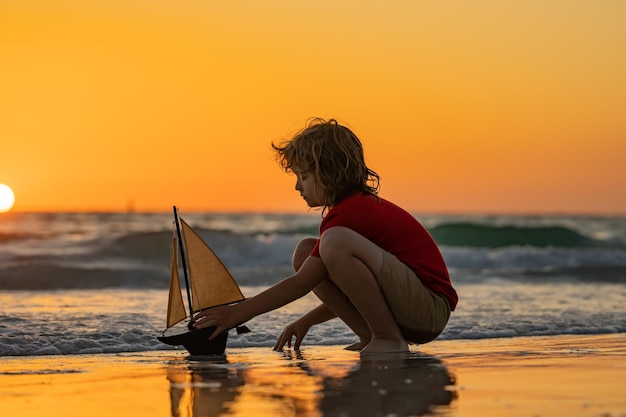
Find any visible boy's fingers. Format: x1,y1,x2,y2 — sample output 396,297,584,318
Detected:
208,324,225,340
273,332,288,351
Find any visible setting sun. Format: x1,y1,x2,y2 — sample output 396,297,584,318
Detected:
0,184,15,212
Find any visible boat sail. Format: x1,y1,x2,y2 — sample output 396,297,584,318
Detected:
157,206,249,355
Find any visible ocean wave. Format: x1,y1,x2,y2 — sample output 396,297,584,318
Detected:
443,246,626,273
524,265,626,283
0,264,170,290
429,223,614,248
1,248,625,290
0,232,43,243
1,217,625,290
0,261,293,290
96,228,299,267
97,222,623,261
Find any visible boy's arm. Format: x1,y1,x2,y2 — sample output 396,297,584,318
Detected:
194,255,328,337
238,255,328,319
301,304,337,325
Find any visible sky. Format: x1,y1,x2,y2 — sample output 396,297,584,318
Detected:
1,0,625,214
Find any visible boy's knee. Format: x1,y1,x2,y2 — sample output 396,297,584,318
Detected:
319,227,353,260
292,238,317,271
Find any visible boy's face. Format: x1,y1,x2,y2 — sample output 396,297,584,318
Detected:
294,171,325,207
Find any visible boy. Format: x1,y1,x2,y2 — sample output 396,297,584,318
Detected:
194,118,457,353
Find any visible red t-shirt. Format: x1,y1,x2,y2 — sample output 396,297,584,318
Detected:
311,193,458,310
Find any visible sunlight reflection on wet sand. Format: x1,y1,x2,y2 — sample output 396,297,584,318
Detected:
1,334,624,417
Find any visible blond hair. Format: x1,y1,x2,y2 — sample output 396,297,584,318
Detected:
272,118,380,208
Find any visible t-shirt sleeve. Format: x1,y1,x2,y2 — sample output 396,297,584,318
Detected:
310,208,350,257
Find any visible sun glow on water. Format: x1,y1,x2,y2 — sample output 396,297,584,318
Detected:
0,184,15,212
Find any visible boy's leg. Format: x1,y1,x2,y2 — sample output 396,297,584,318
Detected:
319,226,408,353
377,250,451,343
292,238,372,348
314,279,372,349
291,238,317,272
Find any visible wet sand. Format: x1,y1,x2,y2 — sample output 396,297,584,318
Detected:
1,333,624,417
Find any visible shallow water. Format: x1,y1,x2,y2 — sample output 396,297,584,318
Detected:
1,279,624,356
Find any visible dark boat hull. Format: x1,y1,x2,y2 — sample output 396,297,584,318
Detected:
157,325,228,355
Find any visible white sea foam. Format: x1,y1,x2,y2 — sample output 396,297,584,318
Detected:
0,280,624,356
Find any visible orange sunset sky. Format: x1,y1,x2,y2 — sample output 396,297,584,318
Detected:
1,0,625,214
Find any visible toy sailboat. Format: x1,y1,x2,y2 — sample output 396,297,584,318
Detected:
157,206,250,355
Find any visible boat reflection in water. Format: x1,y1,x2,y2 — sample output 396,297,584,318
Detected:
167,355,244,417
166,348,456,417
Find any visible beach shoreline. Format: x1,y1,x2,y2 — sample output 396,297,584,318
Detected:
1,333,624,417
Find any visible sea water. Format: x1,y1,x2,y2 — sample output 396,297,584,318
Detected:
0,211,624,356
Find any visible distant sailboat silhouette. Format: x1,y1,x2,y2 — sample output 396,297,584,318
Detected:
157,206,250,355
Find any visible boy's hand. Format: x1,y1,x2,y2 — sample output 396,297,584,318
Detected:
273,319,311,351
193,305,236,340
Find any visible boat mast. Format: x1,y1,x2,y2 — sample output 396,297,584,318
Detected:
173,206,195,325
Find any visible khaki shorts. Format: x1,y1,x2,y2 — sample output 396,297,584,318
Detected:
376,250,451,344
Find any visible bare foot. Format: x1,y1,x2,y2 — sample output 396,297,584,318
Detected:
360,338,409,354
344,341,367,351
